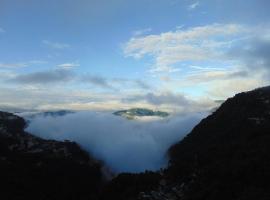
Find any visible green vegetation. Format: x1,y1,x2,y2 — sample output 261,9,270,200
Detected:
113,108,169,119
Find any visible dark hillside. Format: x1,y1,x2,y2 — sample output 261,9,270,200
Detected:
0,111,103,200
167,86,270,200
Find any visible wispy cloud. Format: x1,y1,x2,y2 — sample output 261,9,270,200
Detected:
135,79,151,89
0,60,49,69
82,75,115,90
148,66,181,74
10,69,75,84
227,34,270,73
42,40,70,49
185,69,249,83
0,63,27,68
57,63,80,68
188,1,200,10
121,91,216,113
124,23,245,73
189,66,227,72
133,28,152,36
0,70,16,80
123,92,190,106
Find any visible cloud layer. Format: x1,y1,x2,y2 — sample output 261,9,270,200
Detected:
24,111,206,173
11,69,75,84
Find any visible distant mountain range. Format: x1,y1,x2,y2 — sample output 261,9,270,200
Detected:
113,108,169,119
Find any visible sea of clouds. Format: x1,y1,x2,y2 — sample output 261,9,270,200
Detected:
24,111,206,173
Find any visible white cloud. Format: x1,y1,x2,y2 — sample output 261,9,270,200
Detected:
0,63,27,68
189,66,227,72
124,24,246,73
42,40,70,49
133,28,152,36
148,65,181,74
188,1,200,10
207,76,268,99
57,63,80,68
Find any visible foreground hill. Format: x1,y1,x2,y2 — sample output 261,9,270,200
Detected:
0,111,103,200
102,86,270,200
166,86,270,200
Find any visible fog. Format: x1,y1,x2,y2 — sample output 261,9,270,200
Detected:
24,111,206,173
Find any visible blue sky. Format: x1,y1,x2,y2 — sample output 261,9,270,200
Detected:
0,0,269,112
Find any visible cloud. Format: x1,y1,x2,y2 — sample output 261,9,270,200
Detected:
144,92,191,106
135,79,151,89
148,65,181,74
133,28,152,36
24,111,206,173
0,27,5,33
121,92,212,113
0,86,110,111
0,70,16,81
188,1,200,10
57,63,80,68
0,81,216,114
111,78,152,91
122,92,195,108
124,24,245,73
82,75,115,90
10,69,75,84
227,35,270,73
189,65,227,72
42,40,70,49
207,77,267,98
0,63,27,68
0,60,48,69
185,68,250,83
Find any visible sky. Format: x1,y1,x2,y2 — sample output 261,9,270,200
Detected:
0,0,270,112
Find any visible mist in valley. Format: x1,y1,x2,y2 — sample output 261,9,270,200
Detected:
24,111,206,173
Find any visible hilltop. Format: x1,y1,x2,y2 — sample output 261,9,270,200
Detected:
113,108,169,120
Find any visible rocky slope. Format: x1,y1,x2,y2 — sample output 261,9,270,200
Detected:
0,111,103,200
102,86,270,200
